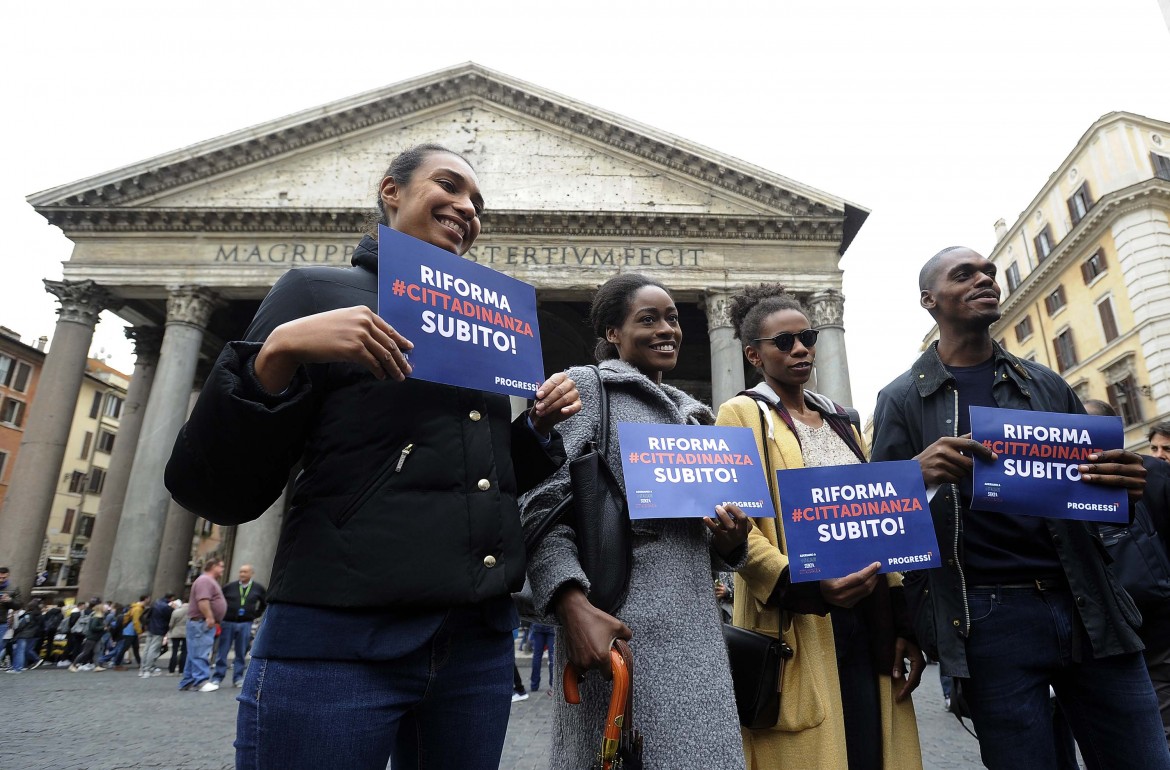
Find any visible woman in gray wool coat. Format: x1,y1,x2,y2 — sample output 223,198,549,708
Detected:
522,274,751,770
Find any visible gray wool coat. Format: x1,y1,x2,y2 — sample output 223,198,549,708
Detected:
522,359,746,770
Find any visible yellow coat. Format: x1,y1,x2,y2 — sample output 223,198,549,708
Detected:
717,395,922,770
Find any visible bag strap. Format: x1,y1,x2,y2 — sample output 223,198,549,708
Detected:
755,405,789,643
590,365,609,454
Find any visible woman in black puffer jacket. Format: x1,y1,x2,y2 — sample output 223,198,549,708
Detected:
166,144,580,770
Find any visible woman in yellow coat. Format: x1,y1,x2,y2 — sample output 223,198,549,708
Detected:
715,285,924,770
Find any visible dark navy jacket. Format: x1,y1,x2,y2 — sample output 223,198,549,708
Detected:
871,341,1143,677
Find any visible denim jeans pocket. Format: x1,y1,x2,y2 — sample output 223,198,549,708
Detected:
967,591,999,624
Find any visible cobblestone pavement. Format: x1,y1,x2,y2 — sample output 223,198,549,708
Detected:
2,657,987,769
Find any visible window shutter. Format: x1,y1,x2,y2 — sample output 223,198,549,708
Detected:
1081,260,1092,283
1099,300,1119,342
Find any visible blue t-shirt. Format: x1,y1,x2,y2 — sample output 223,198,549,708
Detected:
948,358,1062,585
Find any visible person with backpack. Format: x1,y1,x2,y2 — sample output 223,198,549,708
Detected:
69,604,106,672
140,593,175,677
9,598,46,673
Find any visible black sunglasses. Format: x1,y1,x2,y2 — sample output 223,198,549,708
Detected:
752,329,819,352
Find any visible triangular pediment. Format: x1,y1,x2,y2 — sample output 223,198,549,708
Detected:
29,63,867,248
139,105,776,217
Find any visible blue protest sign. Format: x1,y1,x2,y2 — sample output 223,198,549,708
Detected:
376,225,545,399
777,461,939,583
616,423,777,520
969,406,1127,522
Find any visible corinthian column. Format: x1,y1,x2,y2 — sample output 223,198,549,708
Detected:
105,287,218,601
75,326,163,601
230,484,289,588
702,292,745,410
808,289,853,407
0,281,114,598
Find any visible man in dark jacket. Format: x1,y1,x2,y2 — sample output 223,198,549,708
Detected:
213,564,266,688
871,246,1169,768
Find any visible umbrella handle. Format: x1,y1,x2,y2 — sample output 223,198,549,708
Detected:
562,643,631,770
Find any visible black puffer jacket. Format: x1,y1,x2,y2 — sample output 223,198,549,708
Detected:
165,236,563,609
871,341,1143,677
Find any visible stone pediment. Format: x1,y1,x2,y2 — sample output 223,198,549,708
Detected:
29,63,866,248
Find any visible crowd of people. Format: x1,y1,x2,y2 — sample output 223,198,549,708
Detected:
5,143,1170,770
0,562,266,693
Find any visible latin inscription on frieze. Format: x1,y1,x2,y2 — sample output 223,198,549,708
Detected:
212,243,703,267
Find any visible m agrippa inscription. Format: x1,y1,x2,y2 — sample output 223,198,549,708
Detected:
210,242,703,267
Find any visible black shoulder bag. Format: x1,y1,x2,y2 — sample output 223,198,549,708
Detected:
524,365,632,615
721,404,794,729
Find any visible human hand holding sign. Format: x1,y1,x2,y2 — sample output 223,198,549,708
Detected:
1078,448,1147,502
255,306,414,392
528,372,582,436
820,561,881,608
703,503,751,559
914,433,998,487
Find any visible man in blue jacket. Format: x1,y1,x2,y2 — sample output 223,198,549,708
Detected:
140,593,175,677
871,246,1169,768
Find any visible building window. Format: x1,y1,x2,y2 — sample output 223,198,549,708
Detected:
76,515,95,539
1108,375,1144,426
0,357,31,392
67,471,86,494
103,393,124,420
80,431,93,460
1067,182,1093,225
1034,225,1055,261
1081,250,1107,283
1044,285,1068,316
200,519,215,537
1097,297,1120,342
1153,153,1170,181
96,430,116,454
1015,316,1034,343
1006,262,1022,291
62,508,76,535
1053,329,1078,372
87,468,106,495
0,450,7,480
0,398,25,427
89,391,102,419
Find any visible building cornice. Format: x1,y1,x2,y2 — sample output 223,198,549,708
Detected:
26,63,868,250
35,207,845,242
989,111,1170,254
995,180,1170,322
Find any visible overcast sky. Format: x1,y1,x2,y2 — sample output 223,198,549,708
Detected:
2,1,1168,418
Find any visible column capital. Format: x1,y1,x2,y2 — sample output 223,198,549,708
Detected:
165,286,219,329
43,280,116,327
807,289,845,329
124,325,164,363
700,291,734,331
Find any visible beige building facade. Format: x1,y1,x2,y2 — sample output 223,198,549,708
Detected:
39,359,128,592
1,63,868,600
928,112,1170,450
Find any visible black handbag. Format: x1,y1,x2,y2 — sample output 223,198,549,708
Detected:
721,403,793,729
523,365,631,616
722,623,793,729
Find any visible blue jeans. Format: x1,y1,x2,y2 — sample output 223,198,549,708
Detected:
11,637,38,671
214,620,251,684
963,586,1170,769
234,605,514,770
179,620,216,689
529,626,554,692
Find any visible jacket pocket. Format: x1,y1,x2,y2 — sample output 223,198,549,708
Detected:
329,440,414,528
771,615,828,732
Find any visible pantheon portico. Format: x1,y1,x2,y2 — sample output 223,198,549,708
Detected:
0,63,867,601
